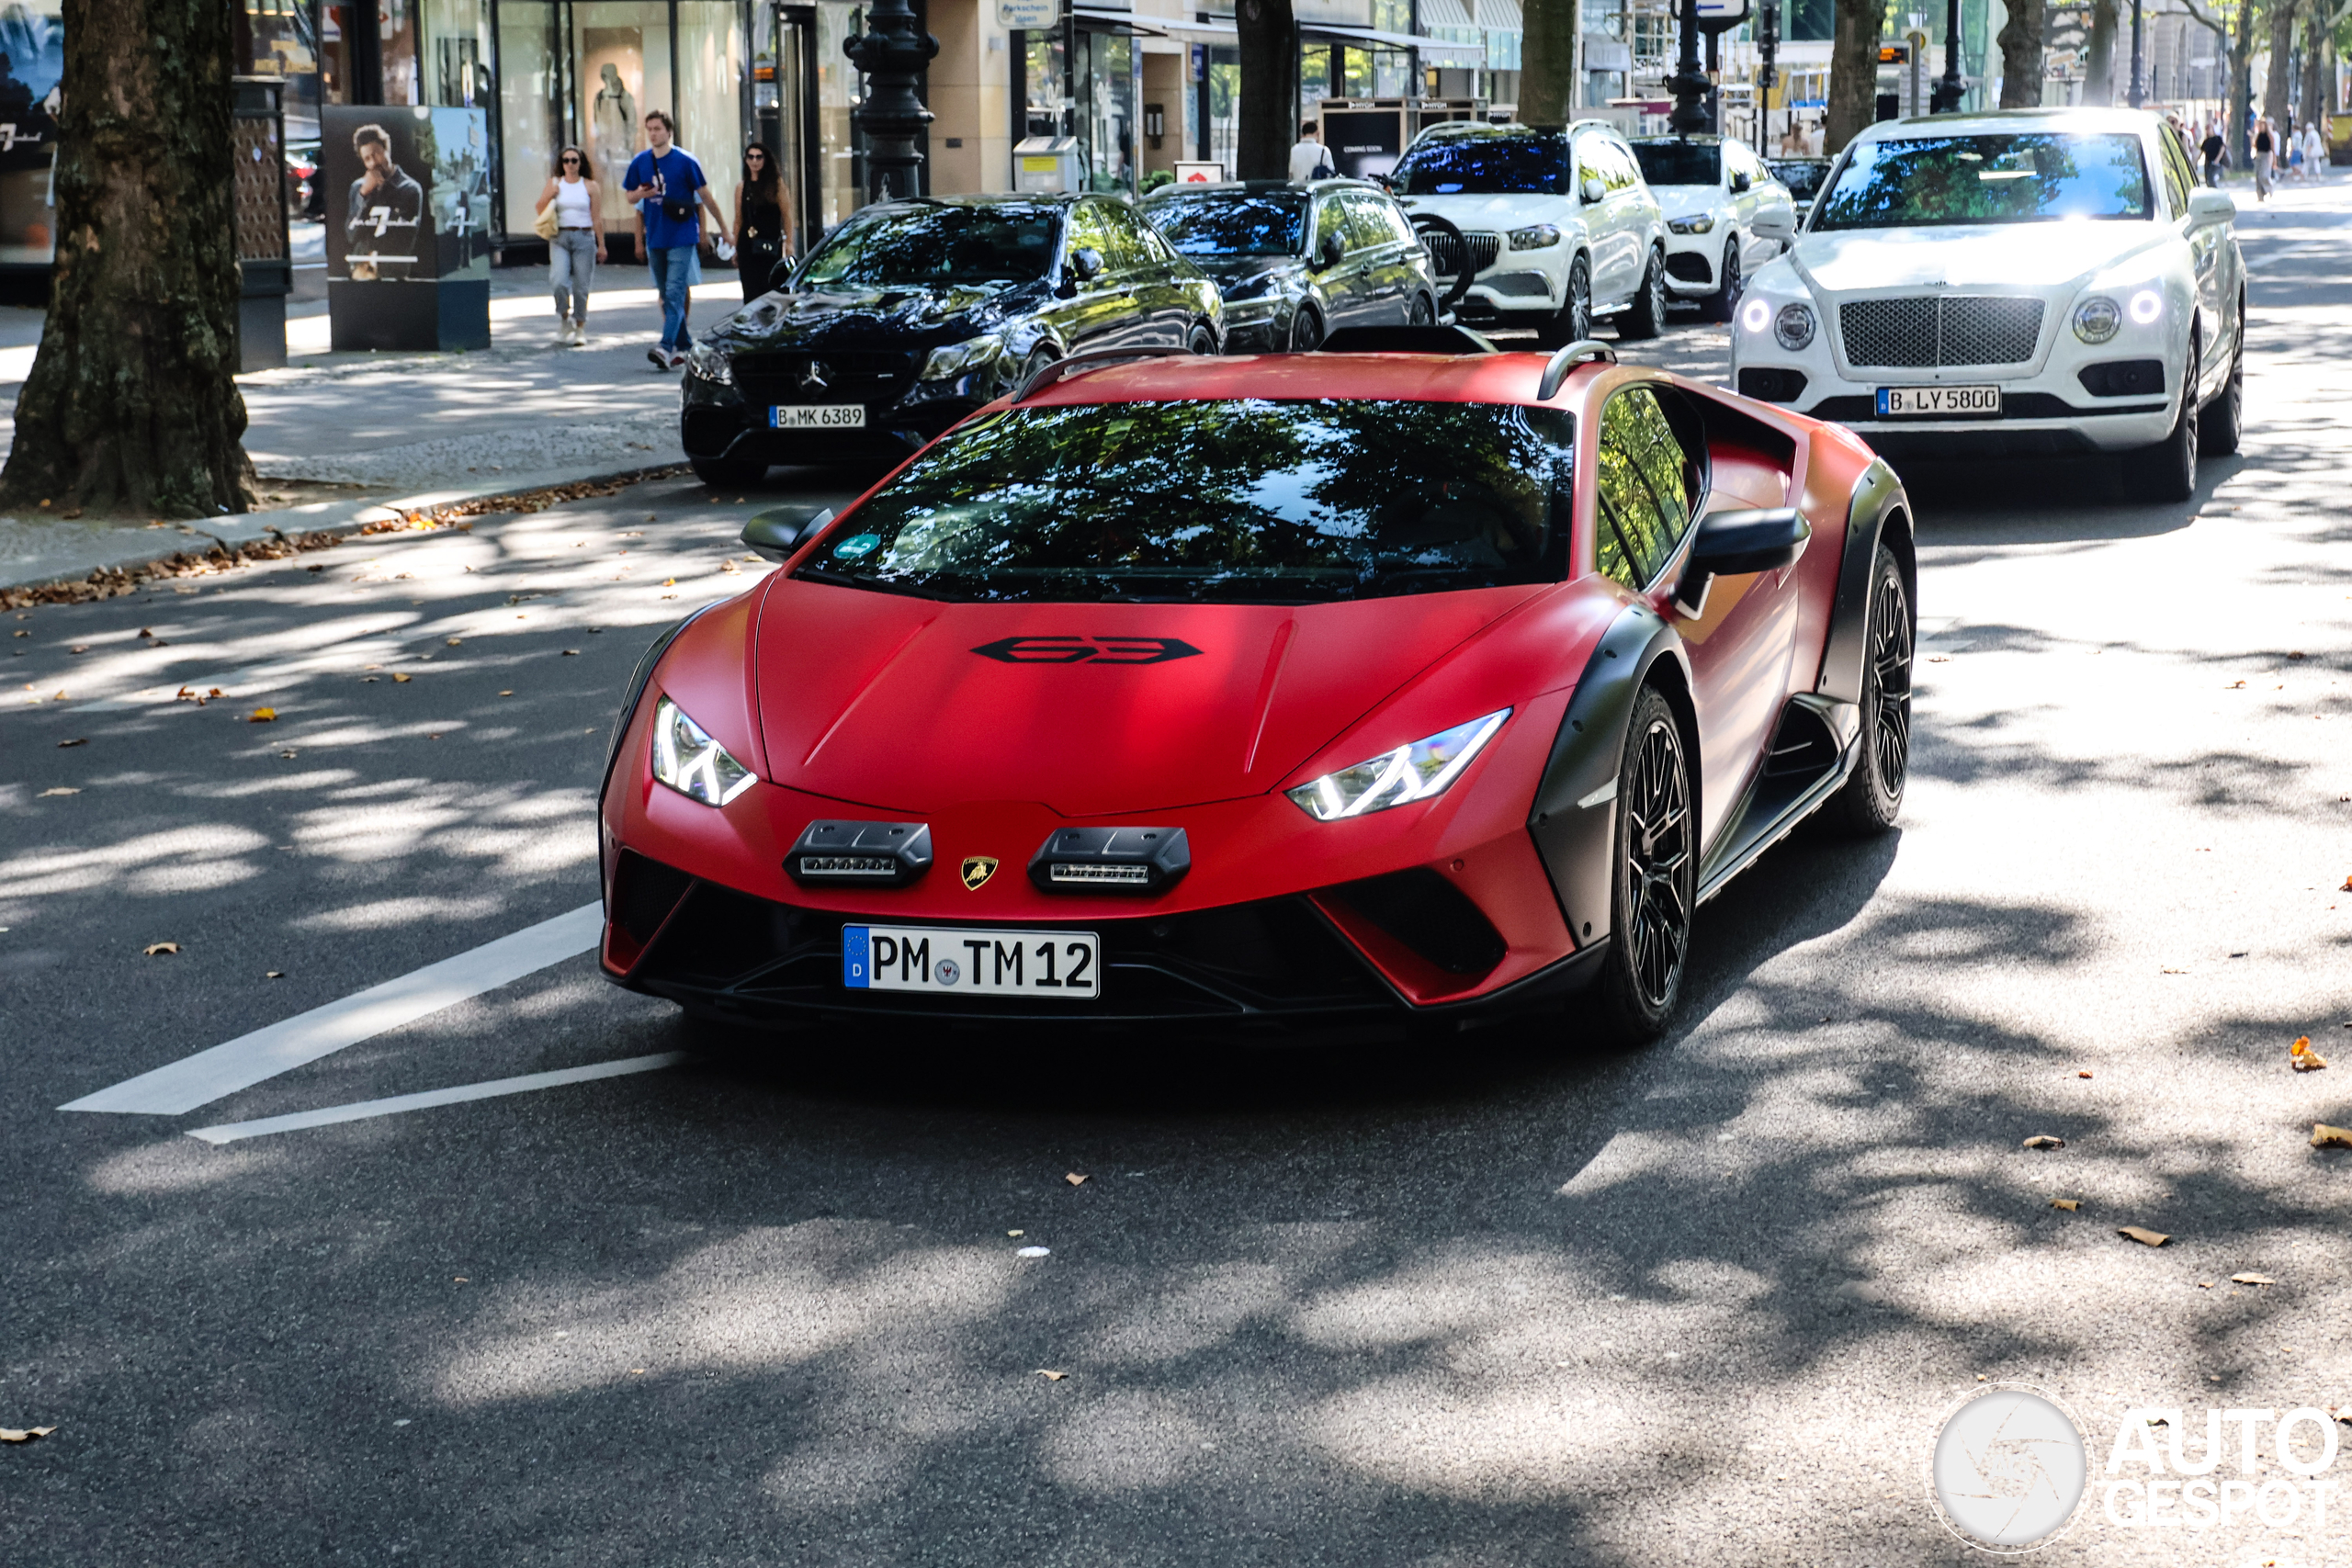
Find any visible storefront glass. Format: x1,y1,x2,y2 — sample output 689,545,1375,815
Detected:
382,0,421,107
421,0,492,109
814,1,864,231
676,2,749,227
1082,31,1133,193
0,0,61,265
497,3,563,234
576,0,673,235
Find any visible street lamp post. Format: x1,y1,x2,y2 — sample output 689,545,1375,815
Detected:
1667,0,1711,134
2126,0,2146,107
1757,0,1780,153
1929,0,1964,111
842,0,940,202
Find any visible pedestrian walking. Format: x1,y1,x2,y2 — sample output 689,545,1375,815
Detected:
2253,118,2274,200
2305,120,2328,182
1288,120,1334,183
622,110,729,370
734,141,792,301
534,146,605,347
2199,124,2225,186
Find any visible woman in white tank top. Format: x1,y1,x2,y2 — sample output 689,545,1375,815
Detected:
535,146,608,347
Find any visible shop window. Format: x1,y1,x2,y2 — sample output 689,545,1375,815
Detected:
576,0,673,237
381,0,419,107
814,0,864,233
677,2,749,231
497,2,562,235
421,0,491,108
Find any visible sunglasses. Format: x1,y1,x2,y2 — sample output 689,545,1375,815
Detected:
561,154,582,163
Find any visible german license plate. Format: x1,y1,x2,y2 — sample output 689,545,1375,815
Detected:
1875,385,2000,417
770,403,866,429
843,925,1100,999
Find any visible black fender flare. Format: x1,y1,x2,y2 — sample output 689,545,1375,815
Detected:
1815,458,1911,705
1526,603,1694,950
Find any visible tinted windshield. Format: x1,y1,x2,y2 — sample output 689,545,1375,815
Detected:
1769,159,1829,198
797,204,1060,287
1147,194,1306,257
1393,135,1567,196
1632,141,1721,186
1813,133,2154,229
796,400,1574,604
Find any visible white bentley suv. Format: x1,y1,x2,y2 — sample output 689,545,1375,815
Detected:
1388,120,1670,345
1730,107,2245,501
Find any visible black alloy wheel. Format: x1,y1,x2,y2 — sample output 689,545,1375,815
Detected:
1539,255,1593,348
2199,302,2244,456
1620,247,1668,340
1408,291,1435,327
1827,544,1912,834
1186,321,1218,355
1704,239,1743,324
2123,323,2199,502
1591,685,1695,1044
1289,305,1325,350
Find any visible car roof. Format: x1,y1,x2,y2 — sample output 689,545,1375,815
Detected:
1630,133,1724,146
859,193,1088,213
1142,178,1378,201
1012,350,1602,410
1854,106,2165,142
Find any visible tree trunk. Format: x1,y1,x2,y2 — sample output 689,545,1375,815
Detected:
2086,0,2118,103
1236,0,1300,181
2262,0,2299,129
1521,0,1583,130
0,0,256,519
1998,0,2046,107
2233,0,2256,167
1826,0,1883,152
2299,10,2328,131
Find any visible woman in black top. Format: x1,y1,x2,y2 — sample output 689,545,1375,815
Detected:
735,143,791,299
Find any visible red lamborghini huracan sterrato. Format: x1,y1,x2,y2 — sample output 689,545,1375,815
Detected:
598,327,1915,1043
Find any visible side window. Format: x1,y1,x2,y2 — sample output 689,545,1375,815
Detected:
1376,197,1418,246
1310,196,1343,254
1097,204,1156,274
1594,387,1698,589
1064,201,1111,267
2157,129,2197,216
1341,193,1392,252
1596,140,1638,192
1574,135,1607,193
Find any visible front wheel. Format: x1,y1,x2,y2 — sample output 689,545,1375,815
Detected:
1702,238,1742,323
2122,328,2200,502
1619,246,1668,340
1407,290,1435,327
2199,307,2244,456
1536,254,1593,348
1186,321,1218,355
1825,545,1913,835
1288,305,1325,351
1589,685,1696,1046
689,453,768,488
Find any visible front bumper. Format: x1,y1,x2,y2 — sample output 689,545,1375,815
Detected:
1661,232,1724,297
681,353,999,468
1445,232,1563,325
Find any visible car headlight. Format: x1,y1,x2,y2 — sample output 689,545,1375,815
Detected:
1773,301,1815,351
684,339,734,386
2072,296,2120,344
2128,288,2163,324
920,333,1005,381
1507,224,1561,250
650,694,757,806
1667,216,1716,235
1221,295,1283,320
1285,709,1510,821
1739,297,1771,333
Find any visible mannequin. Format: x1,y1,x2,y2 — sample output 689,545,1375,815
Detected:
592,62,638,226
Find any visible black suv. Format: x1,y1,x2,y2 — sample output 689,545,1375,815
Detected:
1139,179,1440,353
680,194,1225,482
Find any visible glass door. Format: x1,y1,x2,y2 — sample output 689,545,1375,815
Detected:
573,0,671,250
497,1,563,238
757,5,819,256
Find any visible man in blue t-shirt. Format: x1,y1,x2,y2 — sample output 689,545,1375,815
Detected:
623,110,732,369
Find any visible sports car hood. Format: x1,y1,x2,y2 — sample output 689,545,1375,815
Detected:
1394,191,1569,231
707,279,1047,352
751,581,1549,817
1790,222,2170,296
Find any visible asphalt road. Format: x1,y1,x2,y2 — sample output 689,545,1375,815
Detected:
5,180,2351,1565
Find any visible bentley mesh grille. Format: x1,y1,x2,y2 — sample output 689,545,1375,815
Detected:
1838,296,2045,367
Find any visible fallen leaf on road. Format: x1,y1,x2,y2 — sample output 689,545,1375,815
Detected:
2290,650,2307,660
266,971,284,978
1015,1246,1050,1258
248,707,277,723
2052,1199,2080,1212
2077,1070,2094,1078
2162,966,2188,974
719,561,740,574
661,578,676,587
0,1427,55,1443
137,627,151,637
498,690,513,696
1065,1172,1088,1186
2118,1226,2171,1247
57,737,84,747
38,787,77,797
2292,1036,2328,1071
2311,1124,2352,1148
2022,1135,2065,1150
1006,1229,1023,1237
143,942,179,955
2226,680,2246,689
445,637,461,646
561,649,579,656
2231,1272,2276,1286
391,673,412,683
68,644,85,653
2197,1282,2214,1290
2341,875,2352,893
1035,1370,1067,1382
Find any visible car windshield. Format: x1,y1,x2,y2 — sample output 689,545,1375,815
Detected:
797,204,1061,287
1769,159,1829,199
795,399,1575,604
1632,141,1721,186
1147,194,1306,257
1392,134,1567,196
1812,132,2154,229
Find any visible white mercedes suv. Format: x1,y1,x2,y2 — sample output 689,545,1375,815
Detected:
1388,120,1670,345
1730,107,2245,501
1628,134,1799,321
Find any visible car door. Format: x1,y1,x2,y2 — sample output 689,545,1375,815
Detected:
2159,124,2225,396
1057,198,1148,351
1340,192,1417,324
1306,192,1372,328
1370,193,1438,317
1594,383,1799,850
1570,132,1632,299
1103,200,1191,345
1723,144,1763,266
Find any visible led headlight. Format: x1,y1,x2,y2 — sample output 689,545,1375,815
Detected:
1220,295,1283,320
1773,301,1815,351
1285,709,1510,821
684,339,735,386
920,333,1005,381
1507,223,1561,250
1739,297,1771,333
2128,288,2163,324
1667,216,1716,234
2072,296,2120,344
650,694,757,807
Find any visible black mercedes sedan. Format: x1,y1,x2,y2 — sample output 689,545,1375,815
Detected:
1138,179,1440,354
679,194,1224,482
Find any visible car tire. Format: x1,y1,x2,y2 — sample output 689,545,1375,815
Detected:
2199,305,2243,457
1824,545,1913,836
1288,305,1325,351
1536,254,1593,348
690,453,768,488
2122,327,2200,502
1589,684,1696,1046
1702,237,1742,323
1619,247,1668,340
1186,321,1218,355
1408,291,1435,327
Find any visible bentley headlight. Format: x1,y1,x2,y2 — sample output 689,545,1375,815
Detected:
684,339,735,386
650,694,757,806
1507,223,1561,250
1668,216,1716,234
2072,296,2121,344
920,333,1005,381
1285,709,1510,821
1773,301,1816,351
2128,288,2163,324
1739,297,1771,333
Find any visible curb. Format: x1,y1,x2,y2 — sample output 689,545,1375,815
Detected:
0,463,691,604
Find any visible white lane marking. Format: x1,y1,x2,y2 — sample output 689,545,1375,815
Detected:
62,903,604,1115
184,1053,685,1145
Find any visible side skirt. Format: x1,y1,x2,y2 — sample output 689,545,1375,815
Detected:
1695,694,1860,906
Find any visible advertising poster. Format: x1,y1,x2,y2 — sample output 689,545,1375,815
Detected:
323,104,491,350
0,6,62,265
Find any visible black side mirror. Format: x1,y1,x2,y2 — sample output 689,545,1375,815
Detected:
1674,507,1809,616
742,506,831,562
1731,170,1753,193
1316,231,1344,268
1068,246,1104,281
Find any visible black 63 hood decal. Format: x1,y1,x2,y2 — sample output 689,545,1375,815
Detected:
971,636,1204,665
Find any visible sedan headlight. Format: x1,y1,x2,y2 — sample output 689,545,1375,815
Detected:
1221,295,1283,320
920,333,1005,381
1773,301,1816,351
684,339,735,386
650,694,757,807
2072,296,2121,344
1667,216,1716,235
1285,709,1510,821
1507,224,1561,250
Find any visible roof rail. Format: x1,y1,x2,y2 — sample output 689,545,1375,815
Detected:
1012,345,1198,402
1316,324,1498,355
1536,339,1618,400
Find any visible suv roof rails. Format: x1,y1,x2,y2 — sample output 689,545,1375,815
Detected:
1012,345,1197,401
1315,324,1498,355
